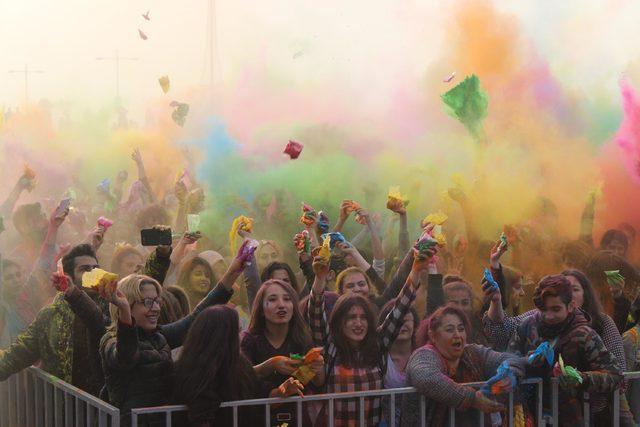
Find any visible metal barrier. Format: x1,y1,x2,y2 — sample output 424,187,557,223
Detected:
131,378,543,427
0,366,120,427
548,371,640,427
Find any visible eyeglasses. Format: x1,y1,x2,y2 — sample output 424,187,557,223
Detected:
136,296,163,311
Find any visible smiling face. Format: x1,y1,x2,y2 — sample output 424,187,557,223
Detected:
433,313,466,360
342,272,369,297
342,304,369,345
131,283,161,331
396,312,415,342
188,264,212,297
511,277,525,308
262,283,294,325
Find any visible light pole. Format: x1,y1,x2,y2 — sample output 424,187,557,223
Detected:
96,51,138,100
8,65,44,105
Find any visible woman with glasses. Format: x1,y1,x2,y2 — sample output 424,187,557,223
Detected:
97,241,254,426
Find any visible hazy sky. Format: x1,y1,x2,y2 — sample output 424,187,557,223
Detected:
2,0,640,120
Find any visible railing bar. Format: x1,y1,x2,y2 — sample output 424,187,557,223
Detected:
359,396,365,427
419,395,426,427
232,406,238,427
612,388,620,427
65,393,73,427
537,379,543,427
389,392,396,427
552,378,559,427
264,403,270,427
99,410,107,427
328,398,334,427
448,406,455,426
165,410,171,427
75,397,81,427
508,390,514,427
296,400,302,427
35,377,42,427
583,392,590,427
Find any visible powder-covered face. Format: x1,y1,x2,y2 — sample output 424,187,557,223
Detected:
118,253,143,277
257,245,280,271
188,264,211,297
262,283,293,325
342,305,368,345
2,264,24,298
342,272,369,297
604,240,627,258
445,289,472,314
433,314,466,360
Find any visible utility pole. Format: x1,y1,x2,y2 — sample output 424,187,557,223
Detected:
203,0,221,100
96,51,138,100
8,65,44,105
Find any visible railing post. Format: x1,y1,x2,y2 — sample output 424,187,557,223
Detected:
612,388,620,427
389,392,396,427
582,392,590,426
536,379,543,427
508,390,513,427
264,403,270,427
448,406,455,426
419,394,426,427
359,396,365,427
328,397,335,427
551,378,559,427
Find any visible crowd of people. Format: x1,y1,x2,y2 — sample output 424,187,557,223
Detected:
0,148,639,427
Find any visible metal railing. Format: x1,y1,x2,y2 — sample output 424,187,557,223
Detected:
131,377,544,427
548,371,640,427
0,366,120,427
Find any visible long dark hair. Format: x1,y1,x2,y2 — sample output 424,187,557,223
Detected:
174,306,254,403
561,269,605,334
248,280,312,351
260,262,299,292
378,298,418,349
329,293,379,368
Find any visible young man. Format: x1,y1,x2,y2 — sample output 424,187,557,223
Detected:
0,244,109,396
507,275,622,425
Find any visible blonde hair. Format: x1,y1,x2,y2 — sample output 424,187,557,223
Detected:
108,274,162,328
110,243,143,276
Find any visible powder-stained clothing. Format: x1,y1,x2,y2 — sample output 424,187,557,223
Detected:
507,310,622,426
0,288,110,396
308,277,416,426
401,344,526,427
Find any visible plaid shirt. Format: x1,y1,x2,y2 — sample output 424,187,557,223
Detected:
308,280,417,426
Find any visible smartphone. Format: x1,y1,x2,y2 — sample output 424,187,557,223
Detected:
140,228,172,246
54,198,71,217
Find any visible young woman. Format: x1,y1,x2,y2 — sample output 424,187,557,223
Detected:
173,305,304,426
240,279,323,426
378,299,419,426
307,246,431,426
110,244,144,277
260,261,299,293
99,243,251,426
175,256,215,309
402,305,525,426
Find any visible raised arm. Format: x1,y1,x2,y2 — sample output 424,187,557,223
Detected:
308,256,331,347
131,148,156,204
378,248,435,354
0,173,34,219
160,241,253,347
